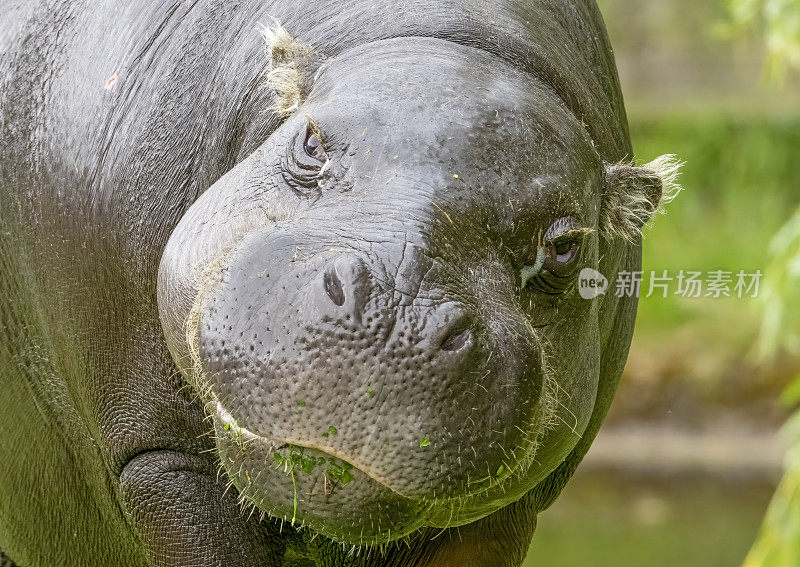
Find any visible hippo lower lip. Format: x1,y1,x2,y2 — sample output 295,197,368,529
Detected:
213,402,432,544
272,444,412,499
214,402,410,499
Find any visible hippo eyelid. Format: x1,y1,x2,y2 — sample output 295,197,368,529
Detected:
542,217,593,243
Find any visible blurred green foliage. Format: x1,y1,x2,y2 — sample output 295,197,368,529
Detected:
634,111,797,334
758,208,800,362
723,0,800,82
745,414,800,567
627,114,799,413
634,113,799,316
744,159,800,567
591,0,800,415
721,3,800,565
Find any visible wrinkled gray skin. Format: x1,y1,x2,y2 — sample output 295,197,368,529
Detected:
0,1,655,566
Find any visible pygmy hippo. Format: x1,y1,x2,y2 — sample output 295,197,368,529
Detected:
0,1,680,565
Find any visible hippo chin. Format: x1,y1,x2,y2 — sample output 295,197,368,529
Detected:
1,1,679,565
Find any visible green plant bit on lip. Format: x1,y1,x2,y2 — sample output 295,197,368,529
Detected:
273,445,326,475
366,387,374,397
222,421,245,450
289,467,297,524
420,436,430,448
297,401,306,407
272,448,300,525
468,475,491,487
327,459,355,485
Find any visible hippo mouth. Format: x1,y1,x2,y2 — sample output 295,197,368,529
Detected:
209,397,544,545
211,402,439,544
214,402,409,498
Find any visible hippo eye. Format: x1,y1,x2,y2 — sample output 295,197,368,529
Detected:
523,239,582,295
547,240,580,268
303,128,328,162
522,219,588,295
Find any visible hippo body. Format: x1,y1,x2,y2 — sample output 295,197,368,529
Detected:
0,1,677,565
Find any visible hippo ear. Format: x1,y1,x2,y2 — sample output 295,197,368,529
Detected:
600,154,683,242
259,20,318,117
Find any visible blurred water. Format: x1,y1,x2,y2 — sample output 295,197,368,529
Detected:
525,469,775,567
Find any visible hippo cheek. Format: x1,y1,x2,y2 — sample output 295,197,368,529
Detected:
190,230,550,543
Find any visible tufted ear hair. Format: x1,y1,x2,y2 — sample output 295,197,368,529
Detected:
600,154,683,242
258,20,318,117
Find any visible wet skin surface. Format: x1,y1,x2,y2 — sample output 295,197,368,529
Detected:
0,1,659,565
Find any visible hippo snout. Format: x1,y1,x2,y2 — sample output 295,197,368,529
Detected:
195,231,545,521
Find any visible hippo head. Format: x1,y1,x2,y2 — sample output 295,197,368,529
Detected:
157,29,679,545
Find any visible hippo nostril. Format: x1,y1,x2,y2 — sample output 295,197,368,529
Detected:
440,327,472,352
323,268,345,306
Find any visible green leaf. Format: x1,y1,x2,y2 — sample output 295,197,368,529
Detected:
780,375,800,408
